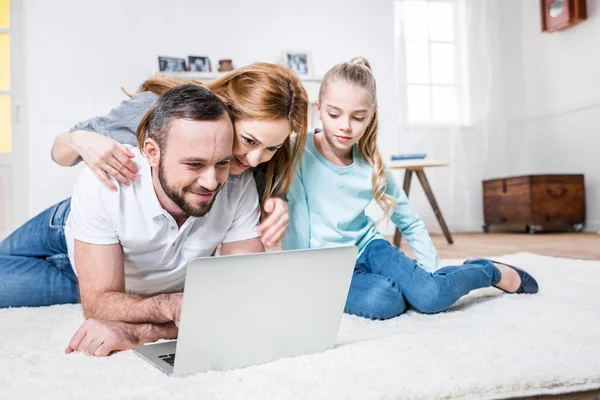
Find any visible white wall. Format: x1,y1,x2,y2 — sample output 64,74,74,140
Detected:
21,0,397,220
506,0,600,232
390,0,600,235
382,1,521,234
19,0,598,235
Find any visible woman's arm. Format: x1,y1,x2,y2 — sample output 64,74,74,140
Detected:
281,169,311,250
257,197,290,247
52,130,138,191
51,131,82,167
51,91,157,190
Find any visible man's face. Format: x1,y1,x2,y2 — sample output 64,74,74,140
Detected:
158,115,234,217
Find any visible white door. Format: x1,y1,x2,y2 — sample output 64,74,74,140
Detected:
0,0,25,240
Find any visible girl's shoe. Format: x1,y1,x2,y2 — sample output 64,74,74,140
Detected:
464,258,539,294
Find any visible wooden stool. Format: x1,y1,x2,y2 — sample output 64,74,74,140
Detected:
389,160,453,247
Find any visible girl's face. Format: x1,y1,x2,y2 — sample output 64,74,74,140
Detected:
317,80,374,153
230,118,292,175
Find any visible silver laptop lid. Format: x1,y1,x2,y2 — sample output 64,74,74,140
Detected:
173,246,357,376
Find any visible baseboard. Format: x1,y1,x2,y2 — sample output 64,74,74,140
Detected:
377,222,485,236
378,221,600,236
584,221,600,233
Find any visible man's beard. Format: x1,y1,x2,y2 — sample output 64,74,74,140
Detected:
158,161,223,217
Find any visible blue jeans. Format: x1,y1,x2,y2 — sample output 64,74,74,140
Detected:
0,198,79,308
344,239,500,320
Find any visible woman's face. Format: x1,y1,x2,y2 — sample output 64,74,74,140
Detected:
229,118,292,175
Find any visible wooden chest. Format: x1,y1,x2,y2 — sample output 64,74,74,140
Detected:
482,174,585,233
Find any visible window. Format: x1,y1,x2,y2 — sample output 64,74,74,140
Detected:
0,0,11,153
395,0,470,126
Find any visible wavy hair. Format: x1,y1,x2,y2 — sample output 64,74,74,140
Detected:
133,63,309,212
319,57,395,217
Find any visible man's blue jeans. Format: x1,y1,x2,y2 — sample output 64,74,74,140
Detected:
0,198,79,308
344,239,501,320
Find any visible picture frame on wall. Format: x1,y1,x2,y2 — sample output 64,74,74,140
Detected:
188,56,212,72
158,56,187,72
540,0,587,32
282,51,312,75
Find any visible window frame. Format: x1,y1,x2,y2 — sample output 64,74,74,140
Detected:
395,0,471,128
0,0,11,153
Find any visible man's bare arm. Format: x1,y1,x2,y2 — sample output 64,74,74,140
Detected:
75,240,181,324
220,237,265,256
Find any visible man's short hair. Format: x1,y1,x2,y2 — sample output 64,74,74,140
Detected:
146,84,233,151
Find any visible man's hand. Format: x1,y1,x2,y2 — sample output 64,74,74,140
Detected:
65,319,143,357
65,319,179,357
258,197,290,247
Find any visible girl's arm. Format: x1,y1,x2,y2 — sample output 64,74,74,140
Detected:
281,168,311,250
385,167,439,271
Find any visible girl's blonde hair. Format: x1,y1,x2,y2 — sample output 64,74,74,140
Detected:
133,63,309,212
319,57,395,217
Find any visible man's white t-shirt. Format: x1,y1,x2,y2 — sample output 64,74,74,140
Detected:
64,146,260,295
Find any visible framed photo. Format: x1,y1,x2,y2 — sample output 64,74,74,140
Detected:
540,0,587,32
158,56,186,72
188,56,212,72
283,51,312,75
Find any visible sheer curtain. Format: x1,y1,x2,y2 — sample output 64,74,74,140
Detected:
393,0,513,233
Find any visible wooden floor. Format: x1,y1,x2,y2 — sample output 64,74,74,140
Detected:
390,232,599,261
519,389,600,400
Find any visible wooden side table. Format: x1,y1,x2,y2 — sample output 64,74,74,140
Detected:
389,160,454,247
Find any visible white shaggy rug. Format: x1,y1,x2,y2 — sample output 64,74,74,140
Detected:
1,252,600,400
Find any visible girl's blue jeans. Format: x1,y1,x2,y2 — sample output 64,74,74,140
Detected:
344,239,500,320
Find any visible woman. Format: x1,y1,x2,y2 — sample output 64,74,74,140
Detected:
52,63,308,245
0,63,309,308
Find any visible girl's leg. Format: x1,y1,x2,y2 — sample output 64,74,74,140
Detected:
344,269,408,320
0,198,79,308
360,239,501,314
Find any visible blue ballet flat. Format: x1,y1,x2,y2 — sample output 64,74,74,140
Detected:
464,258,539,294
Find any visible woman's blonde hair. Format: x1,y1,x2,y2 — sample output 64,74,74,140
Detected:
133,63,309,212
319,57,395,217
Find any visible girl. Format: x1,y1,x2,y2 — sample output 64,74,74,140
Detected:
52,63,309,246
282,58,538,320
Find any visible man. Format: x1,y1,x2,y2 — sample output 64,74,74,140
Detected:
1,84,264,356
66,83,269,357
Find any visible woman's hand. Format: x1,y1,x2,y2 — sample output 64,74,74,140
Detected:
258,197,290,247
71,130,139,191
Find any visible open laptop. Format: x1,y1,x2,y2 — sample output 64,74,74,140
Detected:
133,246,357,377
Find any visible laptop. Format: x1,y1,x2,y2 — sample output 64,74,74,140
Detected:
133,246,357,377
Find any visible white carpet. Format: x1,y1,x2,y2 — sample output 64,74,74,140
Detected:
1,252,600,399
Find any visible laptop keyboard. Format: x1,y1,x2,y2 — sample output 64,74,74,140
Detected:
159,353,176,366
